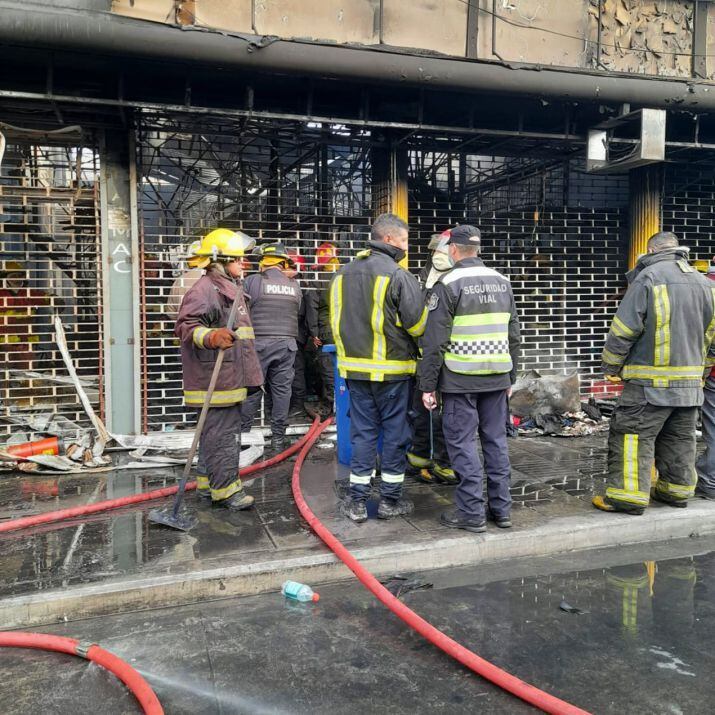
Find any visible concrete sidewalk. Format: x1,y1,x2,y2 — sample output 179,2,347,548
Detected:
1,433,713,628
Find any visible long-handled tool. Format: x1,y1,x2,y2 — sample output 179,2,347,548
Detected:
149,290,242,531
428,408,434,465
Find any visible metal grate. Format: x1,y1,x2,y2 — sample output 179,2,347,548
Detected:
136,116,631,431
136,114,374,431
0,142,103,437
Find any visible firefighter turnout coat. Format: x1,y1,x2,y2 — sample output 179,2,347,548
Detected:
329,241,427,381
602,248,715,393
175,268,263,407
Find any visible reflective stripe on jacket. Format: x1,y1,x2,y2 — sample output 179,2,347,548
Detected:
602,248,715,389
418,257,520,393
329,241,426,382
175,268,263,407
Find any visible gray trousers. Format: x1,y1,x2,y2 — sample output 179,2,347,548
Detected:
241,338,296,437
606,387,697,508
442,390,512,521
697,378,715,496
196,404,243,502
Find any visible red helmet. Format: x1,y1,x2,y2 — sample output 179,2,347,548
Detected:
287,251,306,273
315,241,339,268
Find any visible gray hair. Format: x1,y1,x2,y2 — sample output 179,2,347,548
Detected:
371,213,408,242
647,231,679,253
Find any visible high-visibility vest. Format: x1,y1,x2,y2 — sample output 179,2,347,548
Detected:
440,265,515,376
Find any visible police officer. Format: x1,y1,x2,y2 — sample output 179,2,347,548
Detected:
175,229,263,509
419,225,521,532
241,243,303,453
408,230,457,485
330,213,427,522
594,231,715,515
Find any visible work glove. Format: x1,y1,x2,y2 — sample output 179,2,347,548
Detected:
605,374,622,384
205,328,236,350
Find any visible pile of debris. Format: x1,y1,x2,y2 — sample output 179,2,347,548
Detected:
510,371,613,438
1,317,267,476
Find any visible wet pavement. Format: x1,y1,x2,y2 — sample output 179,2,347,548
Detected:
0,433,612,599
1,536,713,714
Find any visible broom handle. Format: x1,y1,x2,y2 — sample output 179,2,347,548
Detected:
172,289,243,518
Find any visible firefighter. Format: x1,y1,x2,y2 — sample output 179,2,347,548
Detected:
330,213,427,522
419,225,521,532
240,243,303,453
696,259,715,501
175,228,262,509
408,230,457,485
305,241,341,415
593,231,715,515
165,240,206,321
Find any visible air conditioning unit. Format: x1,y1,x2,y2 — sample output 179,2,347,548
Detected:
587,108,666,173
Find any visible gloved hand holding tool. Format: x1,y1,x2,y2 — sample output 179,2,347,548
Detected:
149,291,243,532
204,327,237,350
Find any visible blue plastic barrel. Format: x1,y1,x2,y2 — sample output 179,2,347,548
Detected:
322,345,352,465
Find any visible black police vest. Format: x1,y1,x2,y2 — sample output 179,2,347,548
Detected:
250,269,301,339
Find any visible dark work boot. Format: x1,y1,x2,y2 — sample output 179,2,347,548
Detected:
440,508,486,533
651,489,688,508
196,488,212,502
341,498,368,524
377,497,414,519
195,474,211,501
213,490,255,511
486,506,511,528
695,486,715,501
270,434,288,455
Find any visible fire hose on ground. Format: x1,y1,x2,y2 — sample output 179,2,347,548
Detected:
0,417,592,714
0,420,322,535
0,631,163,715
292,419,592,715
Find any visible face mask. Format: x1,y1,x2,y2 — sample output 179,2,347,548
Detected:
432,252,453,272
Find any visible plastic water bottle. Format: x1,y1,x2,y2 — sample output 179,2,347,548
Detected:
281,580,320,603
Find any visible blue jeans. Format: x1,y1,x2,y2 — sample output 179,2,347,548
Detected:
347,378,412,501
442,390,512,520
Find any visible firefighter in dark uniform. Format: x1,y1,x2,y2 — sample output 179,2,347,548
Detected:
305,241,341,415
330,213,427,522
175,229,263,510
408,230,457,485
419,225,521,532
594,231,715,515
241,243,303,453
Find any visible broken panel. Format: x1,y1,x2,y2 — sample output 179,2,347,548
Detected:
0,143,104,437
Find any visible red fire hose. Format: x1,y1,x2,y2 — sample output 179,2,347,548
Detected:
292,419,592,715
0,419,322,535
0,422,323,714
0,417,591,713
0,631,163,715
